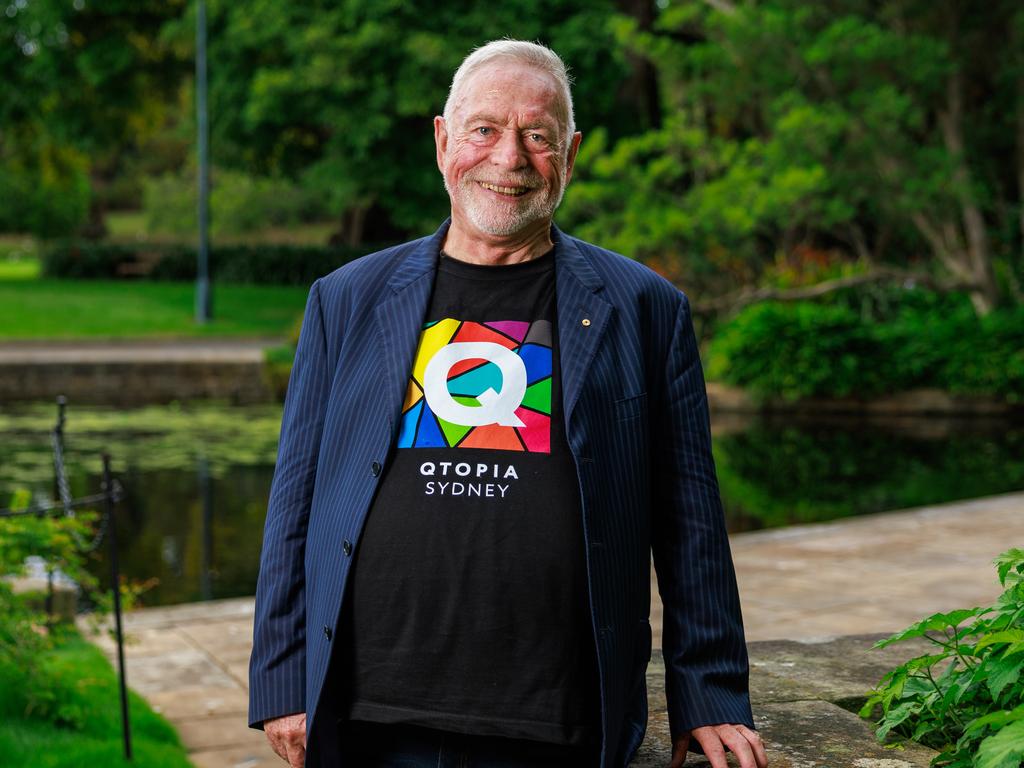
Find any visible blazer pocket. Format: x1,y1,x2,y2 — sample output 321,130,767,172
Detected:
614,392,647,422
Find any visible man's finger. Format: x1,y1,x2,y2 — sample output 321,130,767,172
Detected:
692,729,729,768
668,734,689,768
735,725,769,768
286,740,305,768
716,724,757,768
264,730,287,763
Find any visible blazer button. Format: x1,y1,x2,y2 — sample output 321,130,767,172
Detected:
323,625,332,641
342,539,353,556
371,461,381,476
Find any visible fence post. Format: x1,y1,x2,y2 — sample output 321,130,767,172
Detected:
104,452,132,761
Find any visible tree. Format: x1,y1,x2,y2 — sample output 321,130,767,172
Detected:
560,0,1024,315
0,0,189,236
179,0,645,245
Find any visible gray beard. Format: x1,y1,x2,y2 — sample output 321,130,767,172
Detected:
445,176,567,237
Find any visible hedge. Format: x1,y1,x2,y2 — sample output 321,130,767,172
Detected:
41,241,380,286
705,296,1024,401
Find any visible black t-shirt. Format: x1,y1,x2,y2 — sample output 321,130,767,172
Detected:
338,248,599,747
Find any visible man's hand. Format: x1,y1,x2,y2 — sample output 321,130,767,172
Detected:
669,724,768,768
264,712,307,767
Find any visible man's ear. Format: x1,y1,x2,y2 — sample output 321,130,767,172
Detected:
564,131,583,186
434,116,448,175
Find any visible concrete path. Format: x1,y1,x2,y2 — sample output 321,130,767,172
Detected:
87,491,1024,767
0,337,279,364
653,490,1023,643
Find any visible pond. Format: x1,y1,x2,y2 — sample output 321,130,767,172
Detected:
1,402,1022,608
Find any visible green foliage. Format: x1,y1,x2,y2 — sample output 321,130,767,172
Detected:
560,1,1023,312
143,167,330,236
861,549,1024,766
0,493,101,717
1,0,190,236
943,310,1024,399
705,297,1024,401
263,345,297,401
41,240,367,285
0,145,92,238
0,632,192,768
161,0,639,236
706,301,888,398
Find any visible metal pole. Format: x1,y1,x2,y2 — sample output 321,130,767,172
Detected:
47,396,69,625
198,455,213,601
195,0,212,323
104,453,132,761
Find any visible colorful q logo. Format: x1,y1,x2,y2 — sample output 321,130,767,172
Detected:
423,342,527,427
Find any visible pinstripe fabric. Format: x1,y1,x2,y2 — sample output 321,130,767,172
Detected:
248,219,754,767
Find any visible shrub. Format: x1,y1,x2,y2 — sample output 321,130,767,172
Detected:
41,241,369,285
143,168,330,237
860,549,1024,767
0,489,101,715
943,308,1024,402
705,297,1024,401
0,150,91,239
704,301,890,399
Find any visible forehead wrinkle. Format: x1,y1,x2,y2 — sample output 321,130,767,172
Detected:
462,110,558,130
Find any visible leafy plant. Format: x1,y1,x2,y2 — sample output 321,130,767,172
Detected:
704,298,1024,401
0,490,101,717
861,549,1024,767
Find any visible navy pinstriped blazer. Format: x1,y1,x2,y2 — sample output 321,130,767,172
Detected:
248,219,754,767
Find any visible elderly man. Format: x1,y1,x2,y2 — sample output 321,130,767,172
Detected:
249,40,766,768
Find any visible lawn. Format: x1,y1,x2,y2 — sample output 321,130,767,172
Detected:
0,279,308,339
0,631,194,768
0,259,41,280
0,235,40,280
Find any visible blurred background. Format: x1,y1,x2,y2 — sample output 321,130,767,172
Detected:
1,0,1022,606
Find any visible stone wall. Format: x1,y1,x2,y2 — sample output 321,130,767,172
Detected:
0,360,273,405
633,634,939,767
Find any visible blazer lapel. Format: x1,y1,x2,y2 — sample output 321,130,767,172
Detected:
375,220,449,442
553,224,613,435
373,219,611,447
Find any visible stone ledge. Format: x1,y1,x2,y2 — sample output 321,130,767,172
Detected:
706,382,1019,417
632,634,938,767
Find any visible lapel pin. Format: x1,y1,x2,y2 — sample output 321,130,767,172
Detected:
581,318,591,327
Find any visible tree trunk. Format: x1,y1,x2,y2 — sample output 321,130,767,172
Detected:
616,0,661,131
331,202,370,248
1017,13,1024,283
937,69,1000,315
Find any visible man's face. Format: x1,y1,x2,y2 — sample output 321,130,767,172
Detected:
435,61,582,238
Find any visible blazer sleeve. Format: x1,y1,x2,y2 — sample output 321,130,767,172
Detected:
248,279,332,729
650,291,754,743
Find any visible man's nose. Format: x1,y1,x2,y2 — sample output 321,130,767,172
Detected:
490,130,527,169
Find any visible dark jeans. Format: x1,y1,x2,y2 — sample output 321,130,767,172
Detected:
336,719,598,767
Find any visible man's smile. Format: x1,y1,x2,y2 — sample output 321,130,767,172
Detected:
475,181,533,197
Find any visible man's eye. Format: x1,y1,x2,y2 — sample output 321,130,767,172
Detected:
530,133,547,143
476,127,492,136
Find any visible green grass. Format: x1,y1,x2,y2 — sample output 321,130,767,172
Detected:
0,235,41,280
0,258,41,280
0,631,194,768
0,279,308,339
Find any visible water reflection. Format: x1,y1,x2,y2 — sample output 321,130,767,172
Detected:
0,403,1021,607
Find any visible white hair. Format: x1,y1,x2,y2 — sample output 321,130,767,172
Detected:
443,39,576,157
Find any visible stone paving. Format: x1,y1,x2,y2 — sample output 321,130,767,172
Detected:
0,338,278,363
87,490,1024,767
